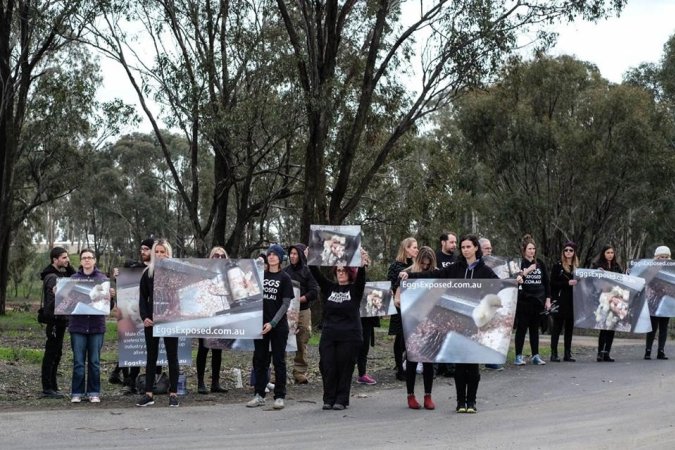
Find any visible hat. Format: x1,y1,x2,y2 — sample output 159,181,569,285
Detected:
654,246,671,257
141,238,155,249
563,241,577,250
266,244,286,261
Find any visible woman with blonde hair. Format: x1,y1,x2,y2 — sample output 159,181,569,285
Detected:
387,237,419,380
549,241,579,362
196,246,230,394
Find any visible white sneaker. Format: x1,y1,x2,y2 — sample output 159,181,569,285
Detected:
531,354,546,365
247,394,265,407
89,396,101,403
273,398,285,410
71,395,81,403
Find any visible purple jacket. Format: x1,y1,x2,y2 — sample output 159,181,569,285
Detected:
68,267,108,335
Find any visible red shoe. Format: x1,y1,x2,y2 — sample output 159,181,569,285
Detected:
407,394,421,410
423,394,435,410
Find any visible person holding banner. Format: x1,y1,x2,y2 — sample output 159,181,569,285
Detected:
136,239,181,407
645,245,671,360
400,235,498,413
591,245,624,362
388,237,419,381
513,234,550,366
549,242,579,362
196,246,230,394
309,247,370,410
69,249,114,403
398,246,437,410
247,244,294,410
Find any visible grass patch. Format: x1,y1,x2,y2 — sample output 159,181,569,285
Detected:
0,310,39,331
0,347,43,364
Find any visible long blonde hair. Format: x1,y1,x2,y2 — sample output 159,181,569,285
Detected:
396,237,417,263
209,246,228,258
408,246,437,273
148,239,172,278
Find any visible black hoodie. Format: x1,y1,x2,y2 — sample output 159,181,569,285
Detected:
40,263,76,325
408,257,498,280
284,243,319,311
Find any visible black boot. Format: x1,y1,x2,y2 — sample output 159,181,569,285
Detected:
211,382,228,393
597,352,604,362
563,352,576,362
657,350,668,360
603,352,615,362
644,349,651,360
198,380,208,394
550,352,560,362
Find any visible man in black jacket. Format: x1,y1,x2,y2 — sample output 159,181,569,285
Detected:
39,247,75,398
284,243,319,384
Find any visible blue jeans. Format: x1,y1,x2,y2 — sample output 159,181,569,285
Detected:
70,332,104,396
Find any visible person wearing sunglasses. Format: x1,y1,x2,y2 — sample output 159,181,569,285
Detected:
549,241,579,362
196,246,230,394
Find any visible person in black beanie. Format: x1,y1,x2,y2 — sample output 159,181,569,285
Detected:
247,244,294,410
40,247,76,398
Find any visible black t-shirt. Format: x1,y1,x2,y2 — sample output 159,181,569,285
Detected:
436,251,456,268
263,270,294,326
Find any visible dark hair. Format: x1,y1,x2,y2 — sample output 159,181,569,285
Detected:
79,248,95,258
439,231,457,244
593,244,623,271
520,234,536,256
332,266,357,282
458,234,483,261
50,247,68,261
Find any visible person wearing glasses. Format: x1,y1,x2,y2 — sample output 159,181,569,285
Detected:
645,245,671,360
196,246,230,394
69,248,114,403
136,239,181,407
309,247,370,410
514,234,550,366
549,242,579,362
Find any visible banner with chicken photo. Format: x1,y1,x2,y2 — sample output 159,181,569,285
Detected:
628,259,675,317
205,280,302,352
482,256,521,280
152,258,264,338
55,278,111,315
400,279,517,364
573,269,650,332
116,268,191,367
307,225,362,267
360,282,393,318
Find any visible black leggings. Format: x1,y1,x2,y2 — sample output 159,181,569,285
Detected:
320,338,360,407
357,325,373,376
405,358,434,395
393,333,405,372
144,327,179,394
515,299,541,356
646,316,670,353
454,363,480,406
551,314,574,355
197,338,223,385
598,330,615,354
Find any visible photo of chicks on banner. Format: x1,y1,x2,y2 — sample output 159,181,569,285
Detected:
152,258,263,338
306,225,362,267
628,259,675,317
55,278,111,315
482,256,521,280
360,282,393,317
400,279,517,365
205,281,302,352
573,268,650,333
115,268,191,367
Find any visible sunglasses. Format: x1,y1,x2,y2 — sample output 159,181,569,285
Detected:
212,254,227,259
564,248,575,253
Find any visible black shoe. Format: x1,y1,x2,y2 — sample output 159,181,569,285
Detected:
597,352,603,362
644,349,651,360
169,395,180,407
333,404,346,410
563,354,576,362
198,383,208,395
108,371,124,385
603,353,615,362
41,389,64,399
550,354,560,362
657,351,668,360
136,394,155,407
211,384,228,393
322,403,333,410
466,403,477,413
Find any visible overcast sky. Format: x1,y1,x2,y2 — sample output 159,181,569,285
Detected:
99,1,675,134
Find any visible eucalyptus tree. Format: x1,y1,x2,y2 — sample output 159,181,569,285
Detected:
84,0,303,256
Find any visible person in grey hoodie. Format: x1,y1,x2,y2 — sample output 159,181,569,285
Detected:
284,243,319,384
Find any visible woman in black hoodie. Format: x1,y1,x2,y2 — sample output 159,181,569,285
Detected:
401,234,497,413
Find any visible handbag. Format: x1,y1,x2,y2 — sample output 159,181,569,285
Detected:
136,372,170,394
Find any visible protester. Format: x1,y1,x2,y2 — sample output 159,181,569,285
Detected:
480,238,503,371
69,249,114,403
401,235,498,413
247,244,294,410
436,232,458,268
388,237,418,380
309,248,370,410
645,245,671,360
591,244,624,362
356,314,379,386
136,239,181,407
196,246,230,394
284,243,319,384
398,246,437,410
40,247,76,399
549,241,578,362
514,234,550,366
